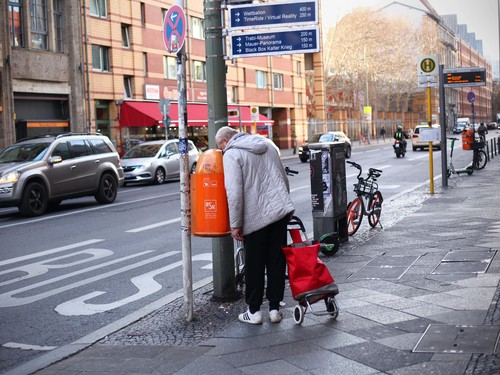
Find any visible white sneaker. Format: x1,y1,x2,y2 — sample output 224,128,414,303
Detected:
269,309,283,323
239,309,263,324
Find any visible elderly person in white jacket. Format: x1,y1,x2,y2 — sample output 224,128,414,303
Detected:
216,126,295,324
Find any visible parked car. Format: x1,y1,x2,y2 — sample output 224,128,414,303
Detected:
121,139,200,185
487,122,498,130
298,131,352,162
0,133,124,217
411,124,441,151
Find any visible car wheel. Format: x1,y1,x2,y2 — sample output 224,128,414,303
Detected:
412,146,417,151
154,168,166,184
95,173,118,204
19,182,48,217
345,145,351,159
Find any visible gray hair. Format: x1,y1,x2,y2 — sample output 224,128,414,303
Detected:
215,126,238,144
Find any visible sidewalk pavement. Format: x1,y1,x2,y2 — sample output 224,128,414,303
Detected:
23,144,500,374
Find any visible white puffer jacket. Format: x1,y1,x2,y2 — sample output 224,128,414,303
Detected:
222,133,295,236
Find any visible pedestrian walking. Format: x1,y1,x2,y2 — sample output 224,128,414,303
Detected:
215,126,295,325
380,127,386,142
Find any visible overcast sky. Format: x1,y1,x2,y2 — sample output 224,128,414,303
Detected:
322,0,500,62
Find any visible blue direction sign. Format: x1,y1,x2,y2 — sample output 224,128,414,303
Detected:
228,0,318,30
230,27,319,58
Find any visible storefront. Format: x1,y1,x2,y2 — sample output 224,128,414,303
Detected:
118,101,274,153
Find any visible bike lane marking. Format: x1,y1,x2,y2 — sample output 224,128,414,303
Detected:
0,239,103,266
0,248,113,287
0,250,167,307
55,253,212,315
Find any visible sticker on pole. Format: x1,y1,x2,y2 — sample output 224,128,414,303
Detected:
163,5,186,53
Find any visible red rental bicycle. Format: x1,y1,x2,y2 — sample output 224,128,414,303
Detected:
346,161,383,236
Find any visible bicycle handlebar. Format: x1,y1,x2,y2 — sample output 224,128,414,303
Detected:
285,166,298,176
346,161,382,180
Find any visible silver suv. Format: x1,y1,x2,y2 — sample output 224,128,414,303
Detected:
0,133,124,216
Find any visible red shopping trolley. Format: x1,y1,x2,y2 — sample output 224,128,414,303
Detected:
283,216,340,325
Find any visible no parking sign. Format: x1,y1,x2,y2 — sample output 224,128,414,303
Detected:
163,5,186,53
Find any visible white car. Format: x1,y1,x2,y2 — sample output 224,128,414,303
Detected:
411,124,441,151
121,139,200,185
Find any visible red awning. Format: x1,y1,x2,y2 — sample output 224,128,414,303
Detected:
119,101,273,127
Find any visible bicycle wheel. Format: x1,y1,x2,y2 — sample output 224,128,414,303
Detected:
368,191,383,228
347,198,363,235
473,149,487,170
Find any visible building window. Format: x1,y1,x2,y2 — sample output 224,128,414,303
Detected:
143,52,148,76
256,70,267,89
193,61,206,82
53,0,63,52
164,56,176,79
92,45,110,71
9,0,24,47
124,76,133,98
296,61,301,76
90,0,107,18
140,2,145,27
191,17,204,39
298,92,303,107
231,87,238,103
162,8,167,22
30,0,48,50
121,24,130,48
273,73,283,90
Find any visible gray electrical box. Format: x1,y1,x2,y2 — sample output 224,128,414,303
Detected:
309,142,348,243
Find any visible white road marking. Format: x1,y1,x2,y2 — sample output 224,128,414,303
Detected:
0,193,178,229
0,239,104,267
2,342,57,351
126,217,181,233
55,253,213,316
0,250,164,307
0,249,113,287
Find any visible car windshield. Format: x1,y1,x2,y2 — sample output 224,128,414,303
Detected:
318,133,337,142
122,144,162,159
0,142,51,163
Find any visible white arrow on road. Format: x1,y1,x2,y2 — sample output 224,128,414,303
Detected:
55,253,212,316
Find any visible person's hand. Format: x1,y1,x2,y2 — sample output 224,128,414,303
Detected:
231,227,243,241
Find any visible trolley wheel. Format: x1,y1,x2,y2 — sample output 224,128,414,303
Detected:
325,296,339,319
293,304,305,325
319,233,339,256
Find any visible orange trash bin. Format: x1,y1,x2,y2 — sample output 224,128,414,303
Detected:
191,149,230,237
462,128,474,150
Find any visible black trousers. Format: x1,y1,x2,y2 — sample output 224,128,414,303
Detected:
243,215,289,311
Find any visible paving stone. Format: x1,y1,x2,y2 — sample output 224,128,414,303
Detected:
332,341,433,372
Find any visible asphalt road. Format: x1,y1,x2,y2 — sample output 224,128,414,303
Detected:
0,137,486,372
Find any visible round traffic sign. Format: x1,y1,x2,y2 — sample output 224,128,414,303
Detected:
163,5,186,53
420,58,436,74
467,91,475,103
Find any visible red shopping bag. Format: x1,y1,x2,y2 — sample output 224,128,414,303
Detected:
282,241,334,298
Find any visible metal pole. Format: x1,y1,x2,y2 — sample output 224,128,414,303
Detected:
439,65,448,188
427,87,434,194
204,0,237,301
176,0,193,322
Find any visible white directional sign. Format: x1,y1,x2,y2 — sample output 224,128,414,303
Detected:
230,27,319,59
228,0,318,30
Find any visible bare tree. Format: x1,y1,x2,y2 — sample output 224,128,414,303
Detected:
324,9,423,114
